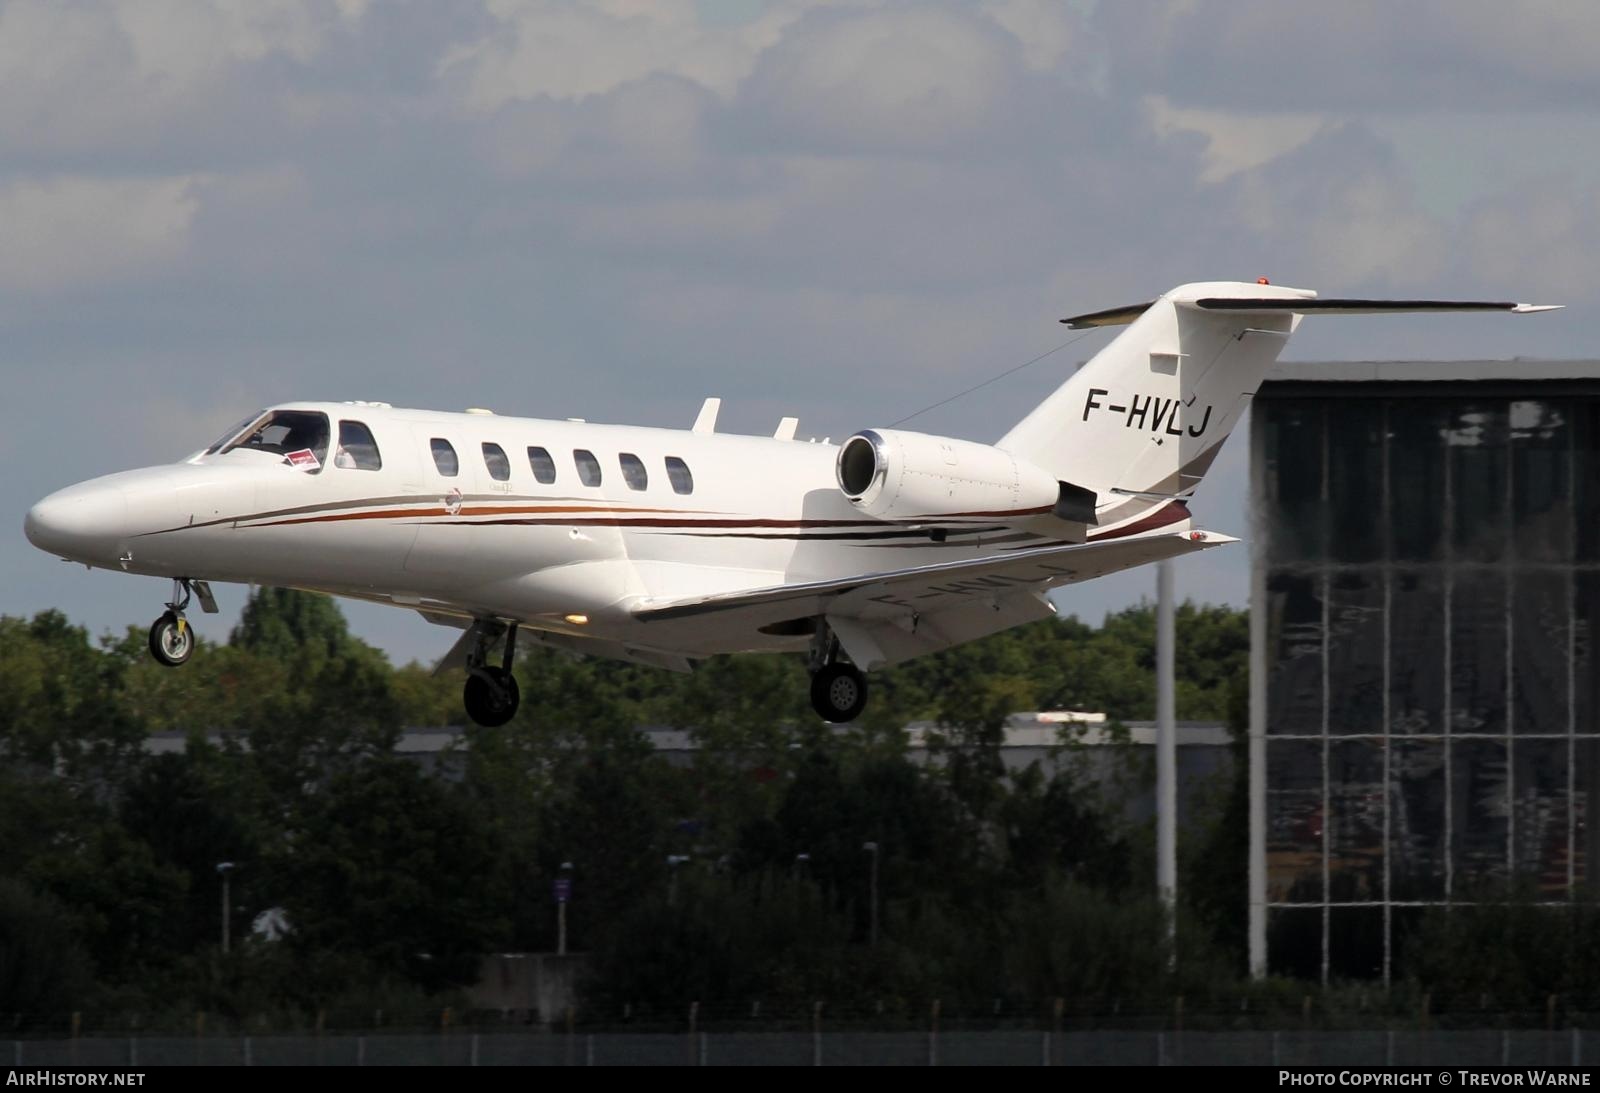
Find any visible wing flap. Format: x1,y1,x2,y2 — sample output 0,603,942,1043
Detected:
633,528,1236,627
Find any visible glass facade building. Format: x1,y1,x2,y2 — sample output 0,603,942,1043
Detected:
1248,363,1600,982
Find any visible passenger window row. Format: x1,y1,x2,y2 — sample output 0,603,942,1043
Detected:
427,438,695,494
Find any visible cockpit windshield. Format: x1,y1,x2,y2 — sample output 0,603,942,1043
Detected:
216,409,331,471
204,411,269,455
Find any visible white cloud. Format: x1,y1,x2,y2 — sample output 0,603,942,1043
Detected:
0,0,365,153
739,6,1022,152
1102,0,1600,112
439,0,802,107
0,175,203,291
980,0,1083,72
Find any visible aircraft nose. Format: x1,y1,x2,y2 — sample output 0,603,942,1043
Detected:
24,485,129,563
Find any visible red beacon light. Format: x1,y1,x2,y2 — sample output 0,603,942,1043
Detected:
1257,277,1270,284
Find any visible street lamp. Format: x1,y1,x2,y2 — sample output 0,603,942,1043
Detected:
794,852,810,880
862,842,879,947
667,854,690,907
216,862,236,953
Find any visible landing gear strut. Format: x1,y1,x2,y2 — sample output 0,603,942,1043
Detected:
148,578,196,667
463,620,521,728
807,621,868,723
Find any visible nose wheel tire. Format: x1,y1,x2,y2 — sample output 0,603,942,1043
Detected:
810,663,868,723
148,611,195,667
464,667,520,728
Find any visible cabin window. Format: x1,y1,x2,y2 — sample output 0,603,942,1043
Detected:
335,420,382,470
574,449,602,487
430,438,459,477
619,453,648,491
527,446,557,484
665,456,694,495
220,409,330,472
482,442,511,482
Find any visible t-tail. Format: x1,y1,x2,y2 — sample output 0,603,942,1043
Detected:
998,281,1559,536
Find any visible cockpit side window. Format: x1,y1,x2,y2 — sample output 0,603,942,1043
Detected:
220,409,330,472
335,421,383,470
482,442,511,482
431,438,459,477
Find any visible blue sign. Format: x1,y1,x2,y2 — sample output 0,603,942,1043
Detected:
554,877,572,904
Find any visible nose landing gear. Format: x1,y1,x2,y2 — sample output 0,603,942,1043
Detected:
462,620,521,728
149,578,195,667
146,578,220,667
807,621,868,723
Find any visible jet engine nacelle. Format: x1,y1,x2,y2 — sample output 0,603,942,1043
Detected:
835,428,1072,523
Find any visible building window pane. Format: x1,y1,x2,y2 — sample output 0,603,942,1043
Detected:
619,453,647,491
527,446,556,484
1390,740,1446,901
1449,568,1507,734
1266,737,1324,904
1387,400,1448,563
1389,570,1445,736
482,442,511,482
1511,738,1570,894
1266,570,1325,737
1326,401,1383,564
1512,570,1569,736
1328,738,1384,901
1510,399,1571,563
1264,400,1325,566
574,449,601,487
1450,739,1509,891
1577,571,1600,735
1447,402,1509,563
430,438,459,477
665,456,693,495
336,420,382,470
1328,571,1383,736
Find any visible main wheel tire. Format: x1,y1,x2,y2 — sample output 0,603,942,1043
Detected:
148,612,194,667
810,663,868,723
464,668,521,728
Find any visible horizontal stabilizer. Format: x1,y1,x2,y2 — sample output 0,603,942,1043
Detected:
1061,295,1560,328
1189,297,1561,316
1061,301,1157,329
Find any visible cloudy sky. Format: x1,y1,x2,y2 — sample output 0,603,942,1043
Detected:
5,0,1597,666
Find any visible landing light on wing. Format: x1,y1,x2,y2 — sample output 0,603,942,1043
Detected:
564,613,589,625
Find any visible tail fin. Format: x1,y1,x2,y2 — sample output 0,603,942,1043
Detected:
998,281,1556,532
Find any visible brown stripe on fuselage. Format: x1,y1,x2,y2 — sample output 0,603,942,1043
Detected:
1086,500,1190,541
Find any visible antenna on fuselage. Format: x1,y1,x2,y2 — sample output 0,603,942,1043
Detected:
692,398,721,434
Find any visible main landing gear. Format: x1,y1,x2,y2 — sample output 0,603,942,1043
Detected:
463,620,521,728
147,578,217,667
807,622,868,723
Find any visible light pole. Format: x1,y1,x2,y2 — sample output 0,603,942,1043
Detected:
794,852,810,880
667,854,690,906
216,862,235,953
862,842,879,947
555,861,573,957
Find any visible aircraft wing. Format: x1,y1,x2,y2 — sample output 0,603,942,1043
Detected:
633,528,1235,668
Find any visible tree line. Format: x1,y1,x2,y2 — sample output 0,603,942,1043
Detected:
0,589,1587,1029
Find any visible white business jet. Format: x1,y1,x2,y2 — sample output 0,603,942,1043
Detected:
24,281,1556,727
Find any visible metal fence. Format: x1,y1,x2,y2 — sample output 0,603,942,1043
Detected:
8,1028,1596,1066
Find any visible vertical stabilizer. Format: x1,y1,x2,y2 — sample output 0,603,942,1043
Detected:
998,281,1307,530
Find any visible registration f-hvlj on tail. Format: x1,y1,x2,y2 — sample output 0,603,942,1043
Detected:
25,282,1558,727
